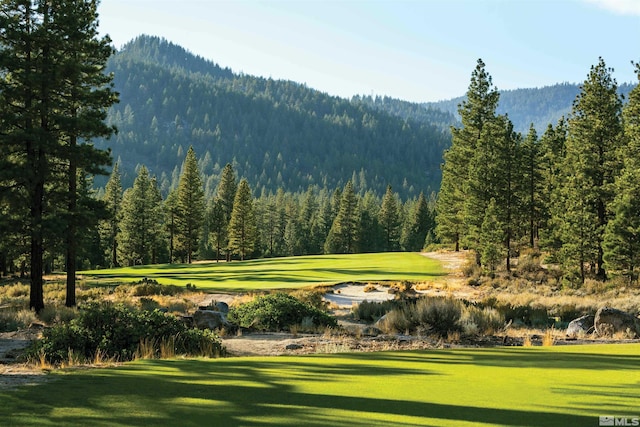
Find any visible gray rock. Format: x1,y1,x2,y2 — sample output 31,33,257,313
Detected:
594,307,639,337
193,310,229,330
566,314,594,337
214,301,229,314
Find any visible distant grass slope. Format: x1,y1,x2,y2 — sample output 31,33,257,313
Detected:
80,252,446,291
2,344,638,426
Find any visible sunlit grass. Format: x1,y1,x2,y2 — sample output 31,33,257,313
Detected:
1,344,638,426
80,252,446,291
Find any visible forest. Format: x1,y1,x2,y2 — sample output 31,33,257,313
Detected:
436,58,640,286
99,35,455,198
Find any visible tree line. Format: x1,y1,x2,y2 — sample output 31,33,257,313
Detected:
436,58,640,284
98,150,436,268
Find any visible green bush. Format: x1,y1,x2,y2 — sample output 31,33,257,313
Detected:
29,302,224,365
228,292,337,331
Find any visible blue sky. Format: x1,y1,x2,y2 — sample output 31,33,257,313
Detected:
97,0,640,102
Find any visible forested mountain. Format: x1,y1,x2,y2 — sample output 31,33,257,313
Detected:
427,82,636,133
97,35,454,198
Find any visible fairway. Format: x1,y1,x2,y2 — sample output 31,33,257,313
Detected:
80,252,446,291
1,344,638,426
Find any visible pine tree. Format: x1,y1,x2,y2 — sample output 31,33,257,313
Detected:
480,198,503,272
228,179,257,260
603,168,640,283
520,124,543,248
379,185,400,251
603,62,640,283
560,58,624,281
176,146,205,263
325,181,359,254
164,188,179,263
118,166,163,266
100,163,122,268
436,59,499,251
465,114,520,270
216,163,237,261
0,0,117,311
539,118,568,254
401,192,434,252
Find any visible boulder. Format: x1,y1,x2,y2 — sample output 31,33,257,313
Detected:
193,310,229,330
214,301,229,314
594,307,639,337
565,314,594,337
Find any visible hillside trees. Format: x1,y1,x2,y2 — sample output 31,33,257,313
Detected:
0,0,117,311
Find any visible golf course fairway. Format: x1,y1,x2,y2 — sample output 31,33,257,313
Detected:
80,252,446,291
1,343,638,426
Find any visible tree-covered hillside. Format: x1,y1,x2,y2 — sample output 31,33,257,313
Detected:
428,82,636,133
97,35,454,198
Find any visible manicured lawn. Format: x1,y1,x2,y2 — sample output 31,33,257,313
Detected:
80,252,446,291
2,344,638,426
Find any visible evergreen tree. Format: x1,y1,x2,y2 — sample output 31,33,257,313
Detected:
539,118,568,254
325,181,359,254
216,163,237,261
176,146,205,263
118,166,163,265
480,198,503,272
603,167,640,283
164,188,179,263
100,162,122,268
436,59,499,251
379,185,400,251
228,179,257,260
520,124,543,248
207,197,226,262
603,62,640,283
560,58,624,281
465,114,520,270
0,0,117,311
401,192,434,252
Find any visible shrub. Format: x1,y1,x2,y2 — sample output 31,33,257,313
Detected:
413,297,463,336
28,302,224,365
352,300,399,322
378,297,505,337
0,308,37,332
228,292,337,331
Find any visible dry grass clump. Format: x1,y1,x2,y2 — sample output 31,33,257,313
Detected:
363,284,378,293
376,296,505,338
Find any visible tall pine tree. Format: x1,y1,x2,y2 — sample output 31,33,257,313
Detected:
436,59,499,251
176,146,205,263
560,58,624,281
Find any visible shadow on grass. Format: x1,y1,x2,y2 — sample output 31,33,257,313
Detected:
0,353,611,427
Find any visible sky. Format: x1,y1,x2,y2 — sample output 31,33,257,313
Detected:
97,0,640,103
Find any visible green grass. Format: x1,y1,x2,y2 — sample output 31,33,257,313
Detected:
80,252,446,291
1,344,638,426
